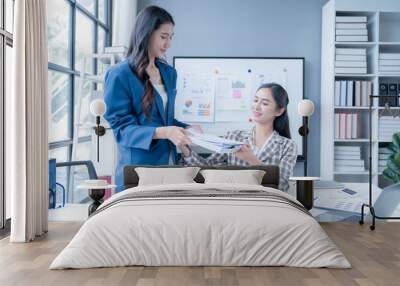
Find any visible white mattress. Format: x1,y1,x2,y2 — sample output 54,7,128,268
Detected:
50,183,351,269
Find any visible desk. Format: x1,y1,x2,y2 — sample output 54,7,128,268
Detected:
289,177,320,210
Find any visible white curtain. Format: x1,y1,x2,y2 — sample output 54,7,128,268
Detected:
112,0,137,47
8,0,49,242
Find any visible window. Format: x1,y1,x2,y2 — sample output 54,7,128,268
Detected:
1,0,14,232
47,0,111,204
48,70,72,142
47,0,71,67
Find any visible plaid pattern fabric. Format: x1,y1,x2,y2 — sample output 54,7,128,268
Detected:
183,130,298,192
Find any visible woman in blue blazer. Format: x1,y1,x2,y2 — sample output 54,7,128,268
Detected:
104,6,192,192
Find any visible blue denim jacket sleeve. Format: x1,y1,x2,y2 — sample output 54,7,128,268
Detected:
103,69,156,150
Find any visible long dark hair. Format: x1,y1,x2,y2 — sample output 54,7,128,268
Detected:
127,6,174,117
257,83,291,139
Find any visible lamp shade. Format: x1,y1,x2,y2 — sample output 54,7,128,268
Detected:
90,99,106,116
297,99,315,117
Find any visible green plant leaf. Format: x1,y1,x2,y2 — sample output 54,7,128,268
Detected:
383,168,397,183
387,142,398,154
392,132,400,150
387,160,400,176
393,153,400,167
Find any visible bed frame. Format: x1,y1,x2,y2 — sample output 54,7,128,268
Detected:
123,165,280,190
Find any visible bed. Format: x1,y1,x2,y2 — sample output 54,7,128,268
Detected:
50,165,350,269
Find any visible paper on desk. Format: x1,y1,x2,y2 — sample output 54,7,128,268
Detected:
187,130,244,153
313,183,382,214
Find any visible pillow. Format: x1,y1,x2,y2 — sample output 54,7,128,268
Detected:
200,169,266,185
135,167,200,186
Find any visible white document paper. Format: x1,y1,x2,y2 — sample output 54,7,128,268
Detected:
313,183,382,214
187,130,244,153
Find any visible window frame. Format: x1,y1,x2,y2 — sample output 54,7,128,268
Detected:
47,0,112,201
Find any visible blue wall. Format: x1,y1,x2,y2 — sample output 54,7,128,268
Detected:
138,0,329,176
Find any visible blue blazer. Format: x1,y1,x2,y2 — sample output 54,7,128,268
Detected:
103,59,188,192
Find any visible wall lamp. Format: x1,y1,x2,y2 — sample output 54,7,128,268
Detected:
90,99,107,162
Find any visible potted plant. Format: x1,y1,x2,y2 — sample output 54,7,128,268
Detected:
383,132,400,184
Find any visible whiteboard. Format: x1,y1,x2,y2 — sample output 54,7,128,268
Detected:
173,57,304,156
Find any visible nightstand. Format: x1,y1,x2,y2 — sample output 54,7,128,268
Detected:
77,183,116,216
289,177,320,210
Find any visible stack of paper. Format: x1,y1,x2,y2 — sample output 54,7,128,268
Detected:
379,117,400,141
335,48,367,74
379,53,400,74
187,130,243,153
335,16,368,42
334,146,365,173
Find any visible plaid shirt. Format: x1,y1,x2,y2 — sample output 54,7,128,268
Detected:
183,130,298,192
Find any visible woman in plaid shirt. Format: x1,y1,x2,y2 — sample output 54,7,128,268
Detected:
180,83,298,192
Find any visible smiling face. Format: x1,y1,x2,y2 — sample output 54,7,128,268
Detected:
251,88,285,124
148,23,174,59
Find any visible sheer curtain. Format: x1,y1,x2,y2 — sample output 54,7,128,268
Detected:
8,0,48,242
112,0,137,47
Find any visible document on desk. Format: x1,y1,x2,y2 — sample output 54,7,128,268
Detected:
313,183,383,214
187,130,244,153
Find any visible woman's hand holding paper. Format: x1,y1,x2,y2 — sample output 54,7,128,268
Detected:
234,144,261,165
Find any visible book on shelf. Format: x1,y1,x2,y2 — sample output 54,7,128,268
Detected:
336,35,368,42
335,16,367,23
335,151,362,157
379,83,388,106
346,113,352,139
335,29,367,35
335,61,367,67
336,48,366,55
389,83,398,98
334,145,361,152
351,113,359,138
335,67,367,74
339,113,346,139
361,81,371,107
379,66,400,72
379,59,400,66
335,81,341,106
335,113,360,139
379,53,400,60
335,80,371,107
340,80,347,106
335,166,365,172
336,54,366,61
335,154,361,160
379,83,398,106
335,16,368,42
347,81,354,106
336,23,367,29
354,81,361,106
335,159,365,167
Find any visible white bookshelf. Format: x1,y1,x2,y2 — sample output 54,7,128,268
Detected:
320,0,400,187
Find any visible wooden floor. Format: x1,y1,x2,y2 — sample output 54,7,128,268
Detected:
0,222,399,286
